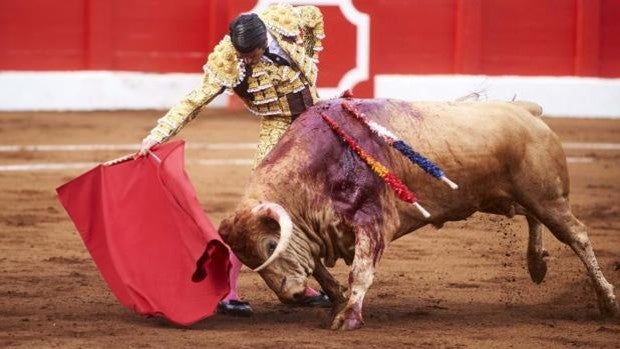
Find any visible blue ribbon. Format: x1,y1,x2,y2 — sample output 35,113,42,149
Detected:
392,140,445,179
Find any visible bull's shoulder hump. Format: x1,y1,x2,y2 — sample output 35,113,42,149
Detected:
451,100,543,117
508,100,543,117
421,100,543,118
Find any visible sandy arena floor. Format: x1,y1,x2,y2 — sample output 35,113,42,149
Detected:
0,109,619,348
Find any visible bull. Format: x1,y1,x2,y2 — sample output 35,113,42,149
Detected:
217,98,618,330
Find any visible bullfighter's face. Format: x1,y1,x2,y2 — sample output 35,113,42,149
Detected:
237,45,266,66
218,203,314,304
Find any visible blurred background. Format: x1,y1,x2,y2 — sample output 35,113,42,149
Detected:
0,0,619,116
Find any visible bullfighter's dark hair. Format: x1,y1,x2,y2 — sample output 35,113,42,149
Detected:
229,13,267,54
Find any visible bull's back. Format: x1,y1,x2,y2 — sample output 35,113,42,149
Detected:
387,100,548,150
351,99,564,227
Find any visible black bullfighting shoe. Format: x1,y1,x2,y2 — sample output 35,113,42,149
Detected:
296,292,331,308
217,300,253,317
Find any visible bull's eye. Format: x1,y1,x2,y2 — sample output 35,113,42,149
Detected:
267,241,277,256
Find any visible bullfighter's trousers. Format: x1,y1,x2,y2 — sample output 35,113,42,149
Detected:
254,114,295,167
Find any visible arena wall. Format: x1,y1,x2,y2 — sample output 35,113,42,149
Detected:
0,0,618,116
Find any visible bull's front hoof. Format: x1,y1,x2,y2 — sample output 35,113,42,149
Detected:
598,295,618,318
330,309,364,330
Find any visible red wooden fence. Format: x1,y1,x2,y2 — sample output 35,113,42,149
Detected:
1,0,618,96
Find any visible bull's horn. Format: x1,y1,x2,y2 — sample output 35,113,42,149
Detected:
251,202,293,272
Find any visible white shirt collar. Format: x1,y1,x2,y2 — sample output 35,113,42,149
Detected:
267,31,275,47
265,31,291,63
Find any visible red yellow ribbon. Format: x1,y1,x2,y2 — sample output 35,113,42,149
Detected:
321,112,417,205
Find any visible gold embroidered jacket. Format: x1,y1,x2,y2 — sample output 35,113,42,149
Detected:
147,4,325,143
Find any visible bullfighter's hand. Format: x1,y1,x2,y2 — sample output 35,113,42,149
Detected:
135,137,159,159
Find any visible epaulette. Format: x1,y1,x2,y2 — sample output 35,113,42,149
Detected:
259,4,300,37
298,6,323,32
203,36,246,88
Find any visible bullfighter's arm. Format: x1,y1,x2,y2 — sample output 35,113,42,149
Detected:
145,75,224,144
298,5,325,63
145,36,243,144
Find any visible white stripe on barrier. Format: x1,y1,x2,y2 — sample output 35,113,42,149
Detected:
0,143,258,152
0,162,97,172
374,75,620,118
562,142,620,150
0,156,596,172
0,142,617,153
0,159,255,172
194,159,254,166
0,71,229,111
567,156,595,163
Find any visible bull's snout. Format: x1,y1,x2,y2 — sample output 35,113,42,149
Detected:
272,276,307,304
292,290,308,302
278,290,308,304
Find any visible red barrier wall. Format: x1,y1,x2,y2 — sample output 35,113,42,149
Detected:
1,0,619,94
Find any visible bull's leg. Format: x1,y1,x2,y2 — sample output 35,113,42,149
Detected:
526,215,549,284
331,232,377,330
531,198,618,316
312,261,347,308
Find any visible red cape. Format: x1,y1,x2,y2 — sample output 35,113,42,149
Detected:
56,140,230,326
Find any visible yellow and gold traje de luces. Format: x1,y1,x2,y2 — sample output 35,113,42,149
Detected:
148,4,325,144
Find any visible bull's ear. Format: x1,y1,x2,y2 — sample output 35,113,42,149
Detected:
251,202,293,272
259,215,280,232
218,216,233,241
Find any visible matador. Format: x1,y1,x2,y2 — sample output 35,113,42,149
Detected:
137,4,329,316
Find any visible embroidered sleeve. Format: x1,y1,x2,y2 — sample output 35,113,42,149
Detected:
146,36,244,143
298,6,325,63
146,74,225,143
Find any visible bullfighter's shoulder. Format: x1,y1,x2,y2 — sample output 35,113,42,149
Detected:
203,35,245,88
259,4,301,37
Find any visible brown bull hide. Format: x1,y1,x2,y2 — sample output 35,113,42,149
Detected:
219,98,618,330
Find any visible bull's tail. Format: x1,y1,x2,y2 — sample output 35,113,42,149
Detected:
510,100,543,117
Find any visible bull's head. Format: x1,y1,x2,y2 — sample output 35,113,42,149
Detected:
219,202,314,303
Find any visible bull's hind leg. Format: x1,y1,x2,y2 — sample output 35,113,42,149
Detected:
530,198,618,317
526,215,549,284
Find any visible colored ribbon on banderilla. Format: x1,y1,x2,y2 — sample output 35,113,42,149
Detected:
341,101,458,190
321,112,431,218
